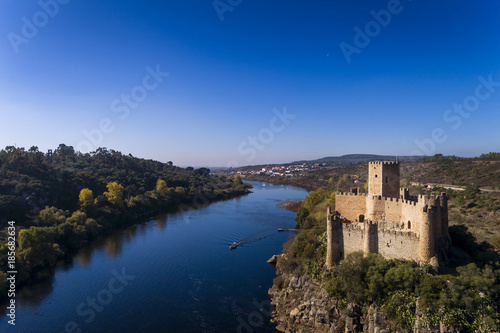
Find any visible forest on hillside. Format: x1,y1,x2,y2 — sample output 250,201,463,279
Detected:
0,144,250,298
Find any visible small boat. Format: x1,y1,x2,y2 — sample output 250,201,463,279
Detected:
230,242,239,250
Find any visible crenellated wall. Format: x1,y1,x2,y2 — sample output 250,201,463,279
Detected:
326,162,449,268
368,161,400,198
326,220,422,265
335,192,366,221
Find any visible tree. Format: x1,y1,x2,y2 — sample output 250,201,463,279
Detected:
336,174,351,192
17,227,62,268
302,189,328,212
233,174,243,185
194,167,210,177
39,206,68,227
104,182,125,208
471,167,479,178
79,188,96,214
156,179,169,196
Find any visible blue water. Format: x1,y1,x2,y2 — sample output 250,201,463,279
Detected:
0,182,307,333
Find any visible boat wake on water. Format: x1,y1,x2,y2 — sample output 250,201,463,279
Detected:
229,229,276,250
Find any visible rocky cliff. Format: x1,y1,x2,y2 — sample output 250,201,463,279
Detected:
268,273,458,333
269,273,407,333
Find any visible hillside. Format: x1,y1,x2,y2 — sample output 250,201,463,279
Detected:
0,144,250,299
241,159,500,190
293,154,423,164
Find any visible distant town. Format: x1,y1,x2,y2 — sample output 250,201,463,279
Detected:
236,162,329,177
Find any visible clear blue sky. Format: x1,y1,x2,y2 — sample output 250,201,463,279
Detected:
1,0,499,167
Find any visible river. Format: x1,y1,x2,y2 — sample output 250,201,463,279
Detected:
0,181,307,333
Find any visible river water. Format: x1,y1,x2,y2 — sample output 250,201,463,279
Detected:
0,182,307,333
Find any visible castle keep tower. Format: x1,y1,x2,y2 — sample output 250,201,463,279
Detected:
326,161,449,269
368,161,400,198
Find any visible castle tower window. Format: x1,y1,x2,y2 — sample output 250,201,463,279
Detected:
407,221,411,229
385,176,388,183
359,214,364,222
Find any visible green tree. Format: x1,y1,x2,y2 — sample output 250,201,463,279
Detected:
39,206,68,227
471,167,479,178
302,189,328,212
233,174,243,185
17,227,62,268
336,174,351,191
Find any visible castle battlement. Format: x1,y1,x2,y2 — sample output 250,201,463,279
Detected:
336,192,367,197
368,161,399,165
326,161,449,269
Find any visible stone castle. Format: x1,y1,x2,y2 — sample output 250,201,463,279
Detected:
326,161,449,268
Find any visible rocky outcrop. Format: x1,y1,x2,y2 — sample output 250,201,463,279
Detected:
269,273,460,333
269,274,406,333
267,254,282,265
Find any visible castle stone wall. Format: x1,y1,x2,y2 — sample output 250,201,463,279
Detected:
368,161,400,198
383,197,403,222
335,193,366,221
400,200,425,236
366,195,385,221
368,162,384,197
377,230,420,261
341,224,364,259
326,162,449,267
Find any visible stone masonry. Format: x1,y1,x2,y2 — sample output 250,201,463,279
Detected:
326,161,450,268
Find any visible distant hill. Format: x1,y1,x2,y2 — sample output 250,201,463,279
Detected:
292,154,425,164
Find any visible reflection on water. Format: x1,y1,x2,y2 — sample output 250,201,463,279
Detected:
105,233,124,258
0,181,307,333
76,246,93,268
155,214,168,232
16,274,54,308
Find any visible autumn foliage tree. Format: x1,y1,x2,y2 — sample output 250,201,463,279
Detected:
79,188,96,215
104,182,125,208
156,179,169,196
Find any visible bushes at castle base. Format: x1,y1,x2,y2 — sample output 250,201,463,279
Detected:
324,252,500,331
301,188,329,212
295,207,309,228
295,188,333,230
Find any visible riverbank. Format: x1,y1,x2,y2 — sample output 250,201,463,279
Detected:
0,181,308,332
242,175,318,192
0,185,251,302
